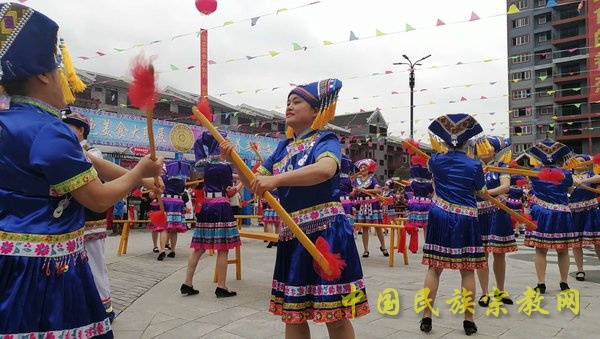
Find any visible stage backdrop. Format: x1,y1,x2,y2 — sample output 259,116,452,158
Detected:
73,107,279,161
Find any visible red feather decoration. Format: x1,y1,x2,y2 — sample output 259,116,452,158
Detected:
251,162,262,173
593,154,600,164
197,97,213,122
509,160,519,168
516,179,528,187
411,155,427,167
128,54,156,110
539,168,564,185
313,236,346,281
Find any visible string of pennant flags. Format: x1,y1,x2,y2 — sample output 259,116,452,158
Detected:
71,0,586,69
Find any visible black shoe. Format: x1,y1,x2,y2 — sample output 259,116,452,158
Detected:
463,321,478,336
560,282,570,291
494,290,514,305
165,244,171,250
157,252,166,261
167,251,176,258
215,287,237,298
576,272,585,281
420,317,432,333
535,283,546,294
180,284,199,296
266,241,274,248
152,247,159,253
478,295,490,307
380,247,390,257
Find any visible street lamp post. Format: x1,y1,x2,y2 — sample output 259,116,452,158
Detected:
394,54,431,138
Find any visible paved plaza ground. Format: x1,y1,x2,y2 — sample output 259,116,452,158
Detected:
105,225,600,338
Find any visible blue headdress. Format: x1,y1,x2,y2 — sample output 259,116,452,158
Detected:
527,139,574,166
427,113,487,154
0,3,85,102
193,130,227,163
287,78,342,137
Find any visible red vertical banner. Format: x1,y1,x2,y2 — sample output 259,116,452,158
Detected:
588,2,600,102
200,29,208,99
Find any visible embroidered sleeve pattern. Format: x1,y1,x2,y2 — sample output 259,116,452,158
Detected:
52,166,98,195
315,151,340,168
257,165,272,176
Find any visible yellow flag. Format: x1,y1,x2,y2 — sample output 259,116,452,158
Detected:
507,4,520,14
375,29,386,36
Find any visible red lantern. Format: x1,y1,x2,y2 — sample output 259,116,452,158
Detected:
195,0,217,15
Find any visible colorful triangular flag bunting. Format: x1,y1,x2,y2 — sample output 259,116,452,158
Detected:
436,19,445,26
470,11,480,21
349,31,359,41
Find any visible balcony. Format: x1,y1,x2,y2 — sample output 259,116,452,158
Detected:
552,34,586,46
556,131,600,141
553,92,588,104
553,73,586,84
551,13,585,27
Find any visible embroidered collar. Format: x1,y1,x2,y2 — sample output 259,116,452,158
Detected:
10,95,62,119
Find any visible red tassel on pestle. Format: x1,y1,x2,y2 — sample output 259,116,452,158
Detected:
313,236,346,281
411,154,427,167
197,97,213,122
403,138,420,155
131,188,142,198
516,179,528,187
367,162,377,173
538,168,565,185
127,53,166,227
128,54,156,110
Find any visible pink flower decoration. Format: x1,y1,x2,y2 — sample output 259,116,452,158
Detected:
298,144,305,151
45,332,56,339
66,240,76,253
330,207,339,214
310,211,320,220
96,323,104,334
34,243,50,256
0,241,14,254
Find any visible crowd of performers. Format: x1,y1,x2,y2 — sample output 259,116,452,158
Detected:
3,3,600,338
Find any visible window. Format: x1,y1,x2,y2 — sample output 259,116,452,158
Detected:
513,143,532,153
512,107,532,118
512,17,530,28
538,86,553,97
538,15,548,24
511,53,531,64
402,155,408,163
537,32,550,42
536,69,551,78
538,125,550,133
537,105,554,115
94,87,103,92
537,49,552,61
512,89,531,100
515,0,529,9
512,34,530,46
511,70,531,81
369,125,377,133
105,89,118,106
513,125,532,135
379,160,384,166
535,0,546,7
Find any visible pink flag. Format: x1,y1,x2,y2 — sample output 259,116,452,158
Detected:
470,11,480,21
436,19,445,26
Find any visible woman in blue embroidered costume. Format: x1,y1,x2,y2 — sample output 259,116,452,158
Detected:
419,113,487,336
507,174,527,237
221,79,369,339
473,136,518,308
524,140,578,293
63,109,115,322
0,3,164,338
406,156,434,248
152,154,191,261
569,155,600,281
352,158,389,258
339,154,355,227
182,131,241,298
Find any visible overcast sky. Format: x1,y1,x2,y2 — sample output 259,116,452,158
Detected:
27,0,509,141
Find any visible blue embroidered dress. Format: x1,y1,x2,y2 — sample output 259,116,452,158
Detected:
352,176,383,224
476,162,517,253
191,158,240,250
422,151,487,270
339,154,354,221
149,160,190,233
525,168,578,249
0,97,112,338
569,171,600,246
257,130,369,323
407,165,434,229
